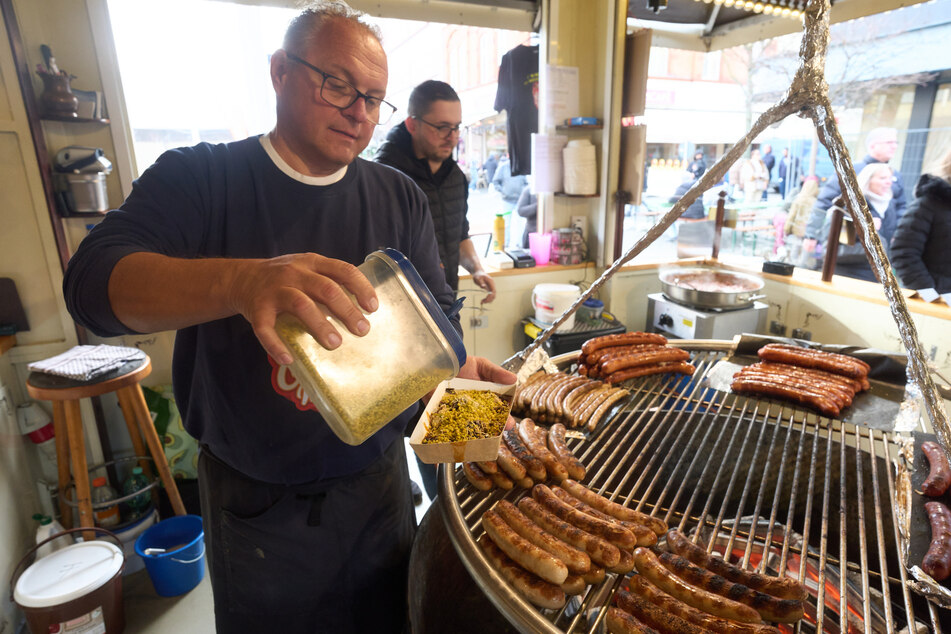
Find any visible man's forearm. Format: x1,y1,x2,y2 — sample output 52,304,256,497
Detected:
108,252,245,333
458,239,485,275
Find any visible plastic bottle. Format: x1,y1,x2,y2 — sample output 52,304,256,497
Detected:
91,476,120,528
33,513,69,559
492,212,506,252
121,466,151,520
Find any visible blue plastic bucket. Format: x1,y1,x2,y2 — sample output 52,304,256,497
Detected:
134,515,205,597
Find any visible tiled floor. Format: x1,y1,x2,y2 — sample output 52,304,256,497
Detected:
122,439,434,632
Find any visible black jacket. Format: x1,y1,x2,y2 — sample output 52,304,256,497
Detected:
891,174,951,293
804,154,906,240
375,122,469,290
670,180,706,219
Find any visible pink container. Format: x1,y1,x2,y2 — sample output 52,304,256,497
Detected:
528,232,552,266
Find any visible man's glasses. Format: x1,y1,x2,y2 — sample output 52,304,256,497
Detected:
286,53,397,126
414,117,463,139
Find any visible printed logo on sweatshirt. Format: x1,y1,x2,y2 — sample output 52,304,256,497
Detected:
268,356,319,412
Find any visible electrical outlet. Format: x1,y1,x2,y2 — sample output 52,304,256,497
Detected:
769,320,786,336
570,215,585,234
791,328,812,340
469,315,488,329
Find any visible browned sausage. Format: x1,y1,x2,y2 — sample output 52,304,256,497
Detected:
570,386,611,427
519,419,569,482
581,332,668,356
517,496,621,568
753,362,864,394
534,484,637,549
516,373,558,413
477,535,566,610
736,367,852,409
608,548,636,574
514,371,549,412
627,574,782,634
605,606,661,634
462,462,493,491
563,382,603,421
587,388,631,431
487,469,514,490
560,574,586,596
604,362,696,385
632,547,762,623
615,587,709,634
476,459,499,474
494,499,591,575
921,441,951,497
599,347,691,376
532,375,571,420
550,377,589,422
666,530,807,601
656,550,805,623
482,509,568,585
923,500,951,581
551,486,656,547
503,429,546,481
757,343,867,378
548,423,586,480
561,479,668,536
581,563,606,585
496,442,528,482
731,376,840,417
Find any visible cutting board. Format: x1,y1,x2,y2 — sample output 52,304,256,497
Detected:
0,278,29,333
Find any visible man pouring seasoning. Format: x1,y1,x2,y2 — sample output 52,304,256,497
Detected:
62,2,514,632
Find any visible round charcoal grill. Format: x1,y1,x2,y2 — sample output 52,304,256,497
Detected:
436,340,944,633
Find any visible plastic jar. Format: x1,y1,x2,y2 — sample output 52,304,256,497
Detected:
276,249,467,446
91,477,120,528
563,139,597,195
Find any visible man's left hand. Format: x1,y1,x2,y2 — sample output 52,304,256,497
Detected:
457,355,515,384
472,271,497,304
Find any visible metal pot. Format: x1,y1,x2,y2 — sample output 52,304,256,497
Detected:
659,267,765,309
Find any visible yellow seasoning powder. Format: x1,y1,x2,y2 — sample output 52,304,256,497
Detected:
422,389,509,444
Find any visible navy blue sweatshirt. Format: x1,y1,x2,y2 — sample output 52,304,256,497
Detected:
63,136,457,484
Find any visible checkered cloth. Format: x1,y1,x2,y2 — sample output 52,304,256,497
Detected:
28,345,146,381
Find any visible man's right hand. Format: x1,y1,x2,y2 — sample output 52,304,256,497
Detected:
802,238,818,253
228,253,378,364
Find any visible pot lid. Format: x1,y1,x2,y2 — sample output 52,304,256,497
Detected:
14,540,123,608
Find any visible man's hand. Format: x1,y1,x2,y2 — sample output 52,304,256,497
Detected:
227,253,378,364
457,355,516,385
472,271,497,304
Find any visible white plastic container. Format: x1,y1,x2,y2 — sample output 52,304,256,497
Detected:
532,283,581,332
276,249,467,446
563,138,597,195
33,514,70,560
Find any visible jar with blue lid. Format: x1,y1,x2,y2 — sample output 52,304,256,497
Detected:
275,249,467,446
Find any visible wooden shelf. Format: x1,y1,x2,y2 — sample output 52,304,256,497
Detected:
0,335,15,355
41,114,110,124
554,192,599,198
556,124,603,130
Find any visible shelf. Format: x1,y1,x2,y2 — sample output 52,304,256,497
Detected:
556,124,603,130
554,192,599,198
41,114,110,124
0,335,15,356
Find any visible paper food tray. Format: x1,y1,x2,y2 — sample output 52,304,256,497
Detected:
410,378,515,464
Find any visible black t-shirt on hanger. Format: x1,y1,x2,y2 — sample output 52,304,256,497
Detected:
494,44,539,176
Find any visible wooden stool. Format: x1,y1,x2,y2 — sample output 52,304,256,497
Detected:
26,354,186,531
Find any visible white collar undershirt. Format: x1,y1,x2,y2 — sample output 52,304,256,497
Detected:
259,134,347,185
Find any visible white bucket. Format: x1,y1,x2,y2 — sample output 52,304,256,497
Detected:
114,507,159,575
532,284,580,332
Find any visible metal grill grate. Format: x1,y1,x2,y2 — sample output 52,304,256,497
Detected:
440,343,944,633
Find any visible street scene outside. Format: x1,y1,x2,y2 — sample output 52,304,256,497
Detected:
108,0,951,270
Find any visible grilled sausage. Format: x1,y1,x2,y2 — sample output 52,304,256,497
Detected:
503,429,547,480
753,362,864,394
921,441,951,497
530,375,565,419
608,548,636,574
736,368,852,409
519,419,570,482
571,386,611,427
632,547,763,623
756,343,867,378
581,332,668,356
494,499,591,575
657,550,805,623
587,388,631,431
487,469,514,490
585,343,666,367
731,376,840,417
476,459,499,474
551,486,656,547
561,479,668,536
581,563,606,585
561,574,586,596
923,500,951,581
496,442,528,482
604,362,696,385
605,606,661,634
551,377,589,422
514,371,549,411
627,574,782,634
666,530,807,601
462,462,493,491
534,484,637,549
482,509,568,585
548,423,586,480
518,373,558,413
615,588,709,634
517,497,621,568
599,347,691,376
564,382,603,421
477,535,566,610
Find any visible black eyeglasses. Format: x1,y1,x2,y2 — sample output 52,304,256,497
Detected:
286,52,397,126
414,117,463,139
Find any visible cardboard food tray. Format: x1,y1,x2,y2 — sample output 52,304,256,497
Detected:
410,378,515,464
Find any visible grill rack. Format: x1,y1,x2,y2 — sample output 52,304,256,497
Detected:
439,340,946,633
